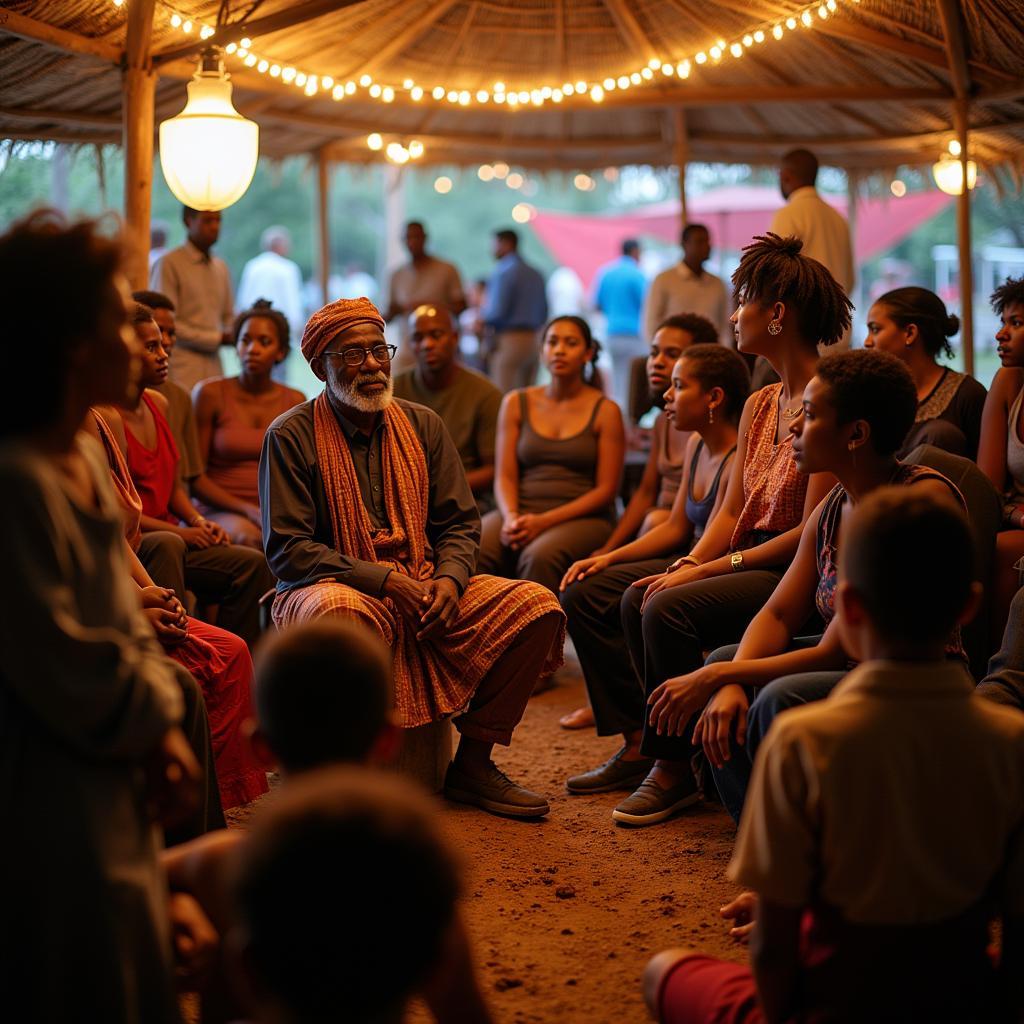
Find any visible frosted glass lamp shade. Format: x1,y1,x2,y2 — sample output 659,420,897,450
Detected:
931,154,977,197
159,69,258,210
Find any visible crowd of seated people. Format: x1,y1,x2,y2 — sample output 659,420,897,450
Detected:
5,205,1023,1024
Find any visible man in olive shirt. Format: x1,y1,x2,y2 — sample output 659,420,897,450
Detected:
393,305,502,512
259,297,564,820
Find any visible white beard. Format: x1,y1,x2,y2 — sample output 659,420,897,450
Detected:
335,373,394,413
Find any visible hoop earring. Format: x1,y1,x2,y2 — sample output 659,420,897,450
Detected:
768,319,782,336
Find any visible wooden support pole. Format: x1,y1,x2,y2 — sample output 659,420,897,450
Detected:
316,149,332,305
122,0,157,292
954,97,974,376
674,108,688,228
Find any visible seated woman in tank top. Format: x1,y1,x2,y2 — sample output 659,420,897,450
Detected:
677,351,965,823
557,313,718,730
192,300,305,547
863,286,986,458
477,316,625,595
571,234,851,828
557,344,748,745
978,276,1024,649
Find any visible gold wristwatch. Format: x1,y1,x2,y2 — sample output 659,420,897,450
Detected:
730,551,744,573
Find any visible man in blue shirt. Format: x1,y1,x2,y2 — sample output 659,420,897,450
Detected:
593,239,648,409
482,228,549,392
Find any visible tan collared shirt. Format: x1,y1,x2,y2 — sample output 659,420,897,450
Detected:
388,256,464,340
641,262,731,346
730,660,1024,925
150,240,234,392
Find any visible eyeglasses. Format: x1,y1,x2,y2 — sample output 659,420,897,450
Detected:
321,344,397,367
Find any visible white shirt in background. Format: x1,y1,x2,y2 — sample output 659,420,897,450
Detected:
236,250,305,341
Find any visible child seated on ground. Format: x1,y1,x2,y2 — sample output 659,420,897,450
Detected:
229,766,476,1024
164,620,492,1024
643,489,1024,1024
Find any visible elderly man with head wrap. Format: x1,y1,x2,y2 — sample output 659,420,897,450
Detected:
259,297,565,818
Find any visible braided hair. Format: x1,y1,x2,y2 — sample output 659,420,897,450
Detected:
731,233,852,347
234,298,291,355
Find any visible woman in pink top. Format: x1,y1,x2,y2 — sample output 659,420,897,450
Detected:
193,299,304,547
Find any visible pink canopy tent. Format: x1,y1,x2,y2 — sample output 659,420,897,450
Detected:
530,185,954,290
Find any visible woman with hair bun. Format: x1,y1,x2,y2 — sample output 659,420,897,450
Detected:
864,286,986,458
477,314,625,594
192,298,305,547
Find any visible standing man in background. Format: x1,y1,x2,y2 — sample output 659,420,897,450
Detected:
386,221,466,372
482,228,549,392
593,239,648,409
236,226,305,341
642,224,731,347
150,206,234,392
770,148,854,326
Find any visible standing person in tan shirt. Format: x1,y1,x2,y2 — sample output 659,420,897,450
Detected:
150,206,234,392
644,490,1024,1024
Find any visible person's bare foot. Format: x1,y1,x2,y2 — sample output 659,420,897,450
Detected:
558,706,595,730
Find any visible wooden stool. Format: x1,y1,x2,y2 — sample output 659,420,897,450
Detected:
395,718,453,793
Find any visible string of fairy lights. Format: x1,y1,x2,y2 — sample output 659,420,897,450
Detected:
112,0,856,113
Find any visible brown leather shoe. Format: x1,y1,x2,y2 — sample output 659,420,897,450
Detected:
444,761,550,819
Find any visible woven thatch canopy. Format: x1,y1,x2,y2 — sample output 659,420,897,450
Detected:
2,0,1024,174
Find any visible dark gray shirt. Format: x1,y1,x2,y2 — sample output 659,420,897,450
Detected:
259,397,480,598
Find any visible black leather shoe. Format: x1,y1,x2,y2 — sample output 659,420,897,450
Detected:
566,748,654,795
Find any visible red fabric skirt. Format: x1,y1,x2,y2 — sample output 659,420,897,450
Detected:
166,618,269,809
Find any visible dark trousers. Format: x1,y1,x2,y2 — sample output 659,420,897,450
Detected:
456,611,564,745
620,568,785,765
560,556,682,735
138,531,273,647
703,639,846,822
477,510,613,595
977,585,1024,711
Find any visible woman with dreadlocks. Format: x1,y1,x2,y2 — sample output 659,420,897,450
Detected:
592,234,852,827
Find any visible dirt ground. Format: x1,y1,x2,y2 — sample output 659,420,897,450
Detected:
421,659,745,1024
228,655,745,1024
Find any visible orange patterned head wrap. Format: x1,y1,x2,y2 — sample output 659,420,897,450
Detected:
300,296,386,363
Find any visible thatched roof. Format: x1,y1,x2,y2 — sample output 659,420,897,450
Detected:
2,0,1024,176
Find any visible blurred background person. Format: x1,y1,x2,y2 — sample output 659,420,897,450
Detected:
593,239,648,409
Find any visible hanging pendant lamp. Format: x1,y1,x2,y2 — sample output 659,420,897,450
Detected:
159,52,259,210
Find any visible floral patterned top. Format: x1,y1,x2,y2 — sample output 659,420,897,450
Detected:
731,384,808,552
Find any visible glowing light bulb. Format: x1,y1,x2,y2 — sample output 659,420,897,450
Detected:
590,84,604,102
269,64,281,77
432,86,445,100
382,86,395,102
240,37,252,49
244,54,257,68
492,162,509,179
332,84,344,99
641,67,653,79
294,71,307,86
574,81,587,94
182,19,193,33
677,60,690,77
282,66,296,82
662,63,674,75
506,172,524,189
754,29,765,42
743,34,754,46
408,140,424,159
411,86,424,100
434,176,452,194
170,14,182,27
630,71,642,84
553,88,564,101
773,24,784,38
359,74,372,87
730,43,743,57
367,133,383,150
322,76,334,89
459,91,471,105
345,81,356,94
710,45,722,60
225,41,237,53
648,58,662,69
477,89,490,102
696,51,707,64
403,78,414,89
511,202,534,224
801,10,813,26
257,59,269,73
